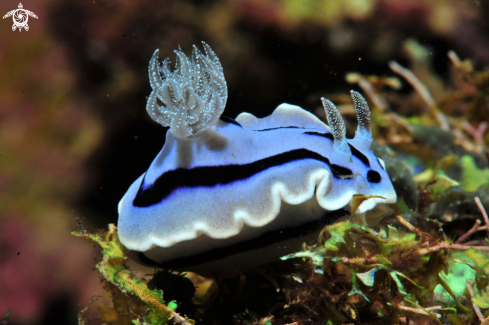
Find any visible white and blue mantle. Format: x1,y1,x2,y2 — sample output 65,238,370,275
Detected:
117,43,397,277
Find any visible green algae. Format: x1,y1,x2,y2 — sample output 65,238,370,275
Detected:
74,217,489,323
461,155,489,192
281,214,489,323
72,225,193,325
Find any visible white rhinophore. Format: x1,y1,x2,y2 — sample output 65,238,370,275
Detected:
351,90,373,150
321,97,351,164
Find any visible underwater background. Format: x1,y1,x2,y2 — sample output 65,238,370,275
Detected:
1,0,489,324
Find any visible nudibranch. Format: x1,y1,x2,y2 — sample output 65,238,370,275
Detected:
118,42,397,277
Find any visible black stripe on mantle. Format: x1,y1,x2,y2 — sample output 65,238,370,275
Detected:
304,131,370,167
133,149,354,207
137,208,349,269
219,116,242,127
248,129,369,168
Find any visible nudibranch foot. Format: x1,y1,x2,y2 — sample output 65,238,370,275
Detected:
118,43,397,278
131,203,350,278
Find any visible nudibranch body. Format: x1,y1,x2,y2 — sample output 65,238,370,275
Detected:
118,43,397,277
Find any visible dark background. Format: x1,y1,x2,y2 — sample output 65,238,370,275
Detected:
0,0,488,323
